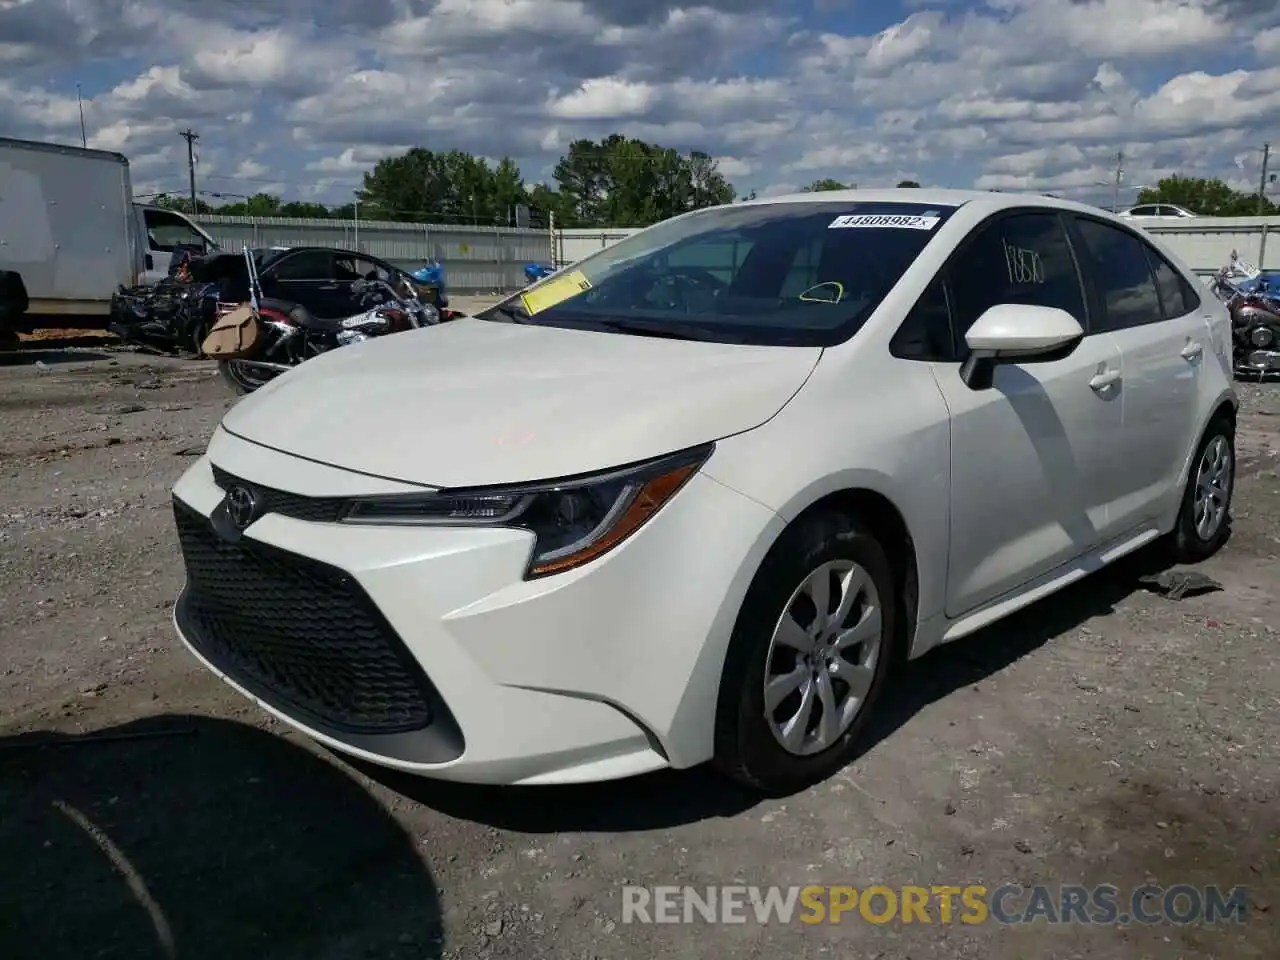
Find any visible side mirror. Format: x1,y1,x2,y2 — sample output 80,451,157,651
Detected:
959,304,1085,391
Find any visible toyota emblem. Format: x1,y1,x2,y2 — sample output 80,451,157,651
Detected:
225,484,262,530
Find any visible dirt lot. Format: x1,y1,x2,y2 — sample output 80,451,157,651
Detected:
0,336,1277,960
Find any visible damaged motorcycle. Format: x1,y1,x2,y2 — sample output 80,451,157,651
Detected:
1210,251,1280,378
204,248,440,394
108,247,259,356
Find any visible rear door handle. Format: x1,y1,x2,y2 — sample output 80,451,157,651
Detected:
1090,370,1121,391
1181,339,1203,361
316,284,339,291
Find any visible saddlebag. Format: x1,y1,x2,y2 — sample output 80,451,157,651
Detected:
201,304,263,359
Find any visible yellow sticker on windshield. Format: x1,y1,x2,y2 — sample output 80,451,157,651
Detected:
520,270,592,315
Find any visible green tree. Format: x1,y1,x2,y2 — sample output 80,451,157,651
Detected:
151,193,214,214
279,201,333,218
803,179,848,192
215,193,289,217
552,136,736,226
357,147,528,223
896,179,921,188
1136,175,1276,216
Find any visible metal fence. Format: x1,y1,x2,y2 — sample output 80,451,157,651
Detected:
194,214,554,294
554,229,642,267
546,218,1280,277
195,213,1280,291
1137,216,1280,275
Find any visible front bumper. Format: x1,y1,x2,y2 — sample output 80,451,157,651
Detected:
170,433,784,785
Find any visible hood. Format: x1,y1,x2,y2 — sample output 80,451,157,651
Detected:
219,317,821,487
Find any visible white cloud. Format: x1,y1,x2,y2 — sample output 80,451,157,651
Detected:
549,77,657,119
1255,27,1280,60
714,156,754,177
0,0,1277,208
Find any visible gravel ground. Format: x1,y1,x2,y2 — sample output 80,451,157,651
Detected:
0,333,1277,960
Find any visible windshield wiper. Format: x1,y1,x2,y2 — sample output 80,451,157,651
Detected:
587,317,746,343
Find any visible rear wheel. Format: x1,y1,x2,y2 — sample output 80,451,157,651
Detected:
713,511,897,793
1165,414,1235,563
218,359,280,395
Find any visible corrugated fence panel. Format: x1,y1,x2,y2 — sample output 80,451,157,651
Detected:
194,215,554,294
196,214,1280,289
1137,216,1280,276
556,229,641,267
552,220,1280,277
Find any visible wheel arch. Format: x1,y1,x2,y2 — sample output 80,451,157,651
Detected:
1177,391,1238,490
783,488,920,667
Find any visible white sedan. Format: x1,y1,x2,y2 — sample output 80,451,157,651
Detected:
1117,203,1198,219
170,189,1236,792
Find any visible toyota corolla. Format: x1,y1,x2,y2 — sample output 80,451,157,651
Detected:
170,189,1236,792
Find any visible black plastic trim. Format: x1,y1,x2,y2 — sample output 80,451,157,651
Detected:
172,497,465,763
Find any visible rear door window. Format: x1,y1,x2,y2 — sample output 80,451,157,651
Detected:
1071,218,1162,332
1143,246,1201,318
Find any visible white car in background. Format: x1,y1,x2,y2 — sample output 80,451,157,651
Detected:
171,189,1236,792
1118,203,1198,219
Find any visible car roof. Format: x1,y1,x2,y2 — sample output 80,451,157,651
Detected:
732,187,1122,221
275,245,379,258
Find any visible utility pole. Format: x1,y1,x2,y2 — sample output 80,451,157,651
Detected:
1258,142,1271,215
179,128,198,214
1112,151,1123,213
75,83,87,148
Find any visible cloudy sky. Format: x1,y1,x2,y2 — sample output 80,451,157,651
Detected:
3,0,1279,210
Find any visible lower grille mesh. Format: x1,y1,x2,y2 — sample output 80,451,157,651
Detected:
174,499,434,733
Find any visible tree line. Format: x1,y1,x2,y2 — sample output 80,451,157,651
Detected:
152,142,1277,226
1135,175,1277,216
154,136,744,229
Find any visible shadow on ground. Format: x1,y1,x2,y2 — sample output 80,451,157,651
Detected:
0,715,442,960
0,347,115,366
859,543,1186,755
377,546,1189,825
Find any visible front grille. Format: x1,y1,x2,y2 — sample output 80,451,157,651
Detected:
174,499,435,734
210,464,347,523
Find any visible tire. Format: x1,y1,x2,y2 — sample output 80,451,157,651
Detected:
217,359,279,395
1164,414,1235,564
713,510,897,794
190,318,211,359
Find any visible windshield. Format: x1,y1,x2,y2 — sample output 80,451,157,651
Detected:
479,200,957,346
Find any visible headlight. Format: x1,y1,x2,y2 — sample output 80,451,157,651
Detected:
1251,326,1274,347
340,444,712,578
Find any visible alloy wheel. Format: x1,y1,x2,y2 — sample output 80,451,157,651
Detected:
1193,434,1233,541
763,560,883,757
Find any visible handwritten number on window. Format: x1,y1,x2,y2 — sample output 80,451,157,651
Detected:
1003,239,1045,285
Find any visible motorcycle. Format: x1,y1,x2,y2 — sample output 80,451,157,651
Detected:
1209,250,1280,378
108,249,251,356
205,247,439,395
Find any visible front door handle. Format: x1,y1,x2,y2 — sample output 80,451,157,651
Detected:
315,284,339,291
1089,370,1121,392
1180,339,1203,361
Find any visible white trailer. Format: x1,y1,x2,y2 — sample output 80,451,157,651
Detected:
0,136,217,329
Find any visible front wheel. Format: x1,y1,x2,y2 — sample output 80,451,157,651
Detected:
218,359,282,395
713,511,897,793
